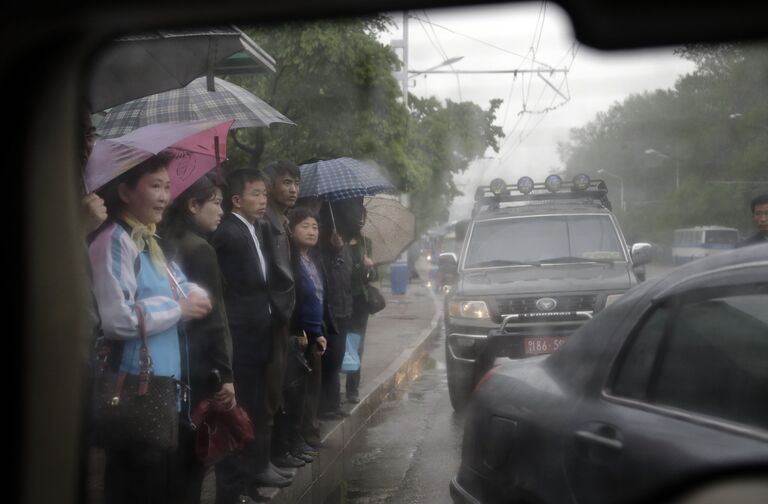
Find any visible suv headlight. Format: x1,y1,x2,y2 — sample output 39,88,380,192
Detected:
448,300,490,319
604,293,624,308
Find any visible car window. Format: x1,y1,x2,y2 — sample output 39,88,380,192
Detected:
610,304,671,399
649,288,768,430
612,285,768,430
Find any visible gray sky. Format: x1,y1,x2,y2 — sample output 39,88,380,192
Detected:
379,3,696,222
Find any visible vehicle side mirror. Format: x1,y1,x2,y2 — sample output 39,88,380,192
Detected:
631,243,653,266
438,252,458,274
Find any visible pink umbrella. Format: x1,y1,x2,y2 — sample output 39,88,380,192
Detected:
84,119,234,199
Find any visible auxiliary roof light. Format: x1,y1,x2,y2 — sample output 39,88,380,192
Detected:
572,173,591,191
544,174,563,193
489,178,508,195
517,176,535,194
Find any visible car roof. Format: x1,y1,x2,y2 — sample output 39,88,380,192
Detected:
652,244,768,298
473,200,612,220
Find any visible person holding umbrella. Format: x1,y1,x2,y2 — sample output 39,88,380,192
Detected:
343,199,377,404
160,172,236,503
317,201,353,419
89,151,213,504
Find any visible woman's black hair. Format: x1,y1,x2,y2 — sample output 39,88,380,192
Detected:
161,172,224,238
288,207,319,232
98,150,174,218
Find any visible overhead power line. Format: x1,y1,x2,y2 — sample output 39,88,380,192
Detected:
408,14,555,70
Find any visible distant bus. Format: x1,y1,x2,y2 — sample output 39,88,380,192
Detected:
672,226,740,265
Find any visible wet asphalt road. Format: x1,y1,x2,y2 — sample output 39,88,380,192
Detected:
343,325,462,504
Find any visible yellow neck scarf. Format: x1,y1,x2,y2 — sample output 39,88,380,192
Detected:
121,213,167,273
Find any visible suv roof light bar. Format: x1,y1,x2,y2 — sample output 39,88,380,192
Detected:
472,177,613,215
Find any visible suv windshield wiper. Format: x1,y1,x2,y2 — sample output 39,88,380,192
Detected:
468,259,541,267
539,256,615,265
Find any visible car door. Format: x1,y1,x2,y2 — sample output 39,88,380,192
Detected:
563,270,768,504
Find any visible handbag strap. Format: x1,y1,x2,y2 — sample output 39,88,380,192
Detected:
111,304,152,403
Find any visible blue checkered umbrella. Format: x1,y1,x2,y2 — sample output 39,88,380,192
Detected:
96,76,294,138
298,157,396,202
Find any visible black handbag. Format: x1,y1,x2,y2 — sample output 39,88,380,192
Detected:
367,284,386,315
92,304,181,451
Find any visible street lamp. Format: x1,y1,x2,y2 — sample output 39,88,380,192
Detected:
644,148,679,192
597,169,625,211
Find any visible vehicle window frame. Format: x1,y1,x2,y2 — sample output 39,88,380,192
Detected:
602,282,768,441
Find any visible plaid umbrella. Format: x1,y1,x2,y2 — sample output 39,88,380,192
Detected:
298,157,395,202
96,76,294,138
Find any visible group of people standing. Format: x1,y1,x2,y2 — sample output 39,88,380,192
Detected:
84,146,378,503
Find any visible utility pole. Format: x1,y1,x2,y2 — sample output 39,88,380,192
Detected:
403,11,409,109
389,12,410,109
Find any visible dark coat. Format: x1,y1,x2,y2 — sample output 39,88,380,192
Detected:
290,246,338,345
211,213,273,368
168,228,233,403
263,206,295,324
738,232,768,248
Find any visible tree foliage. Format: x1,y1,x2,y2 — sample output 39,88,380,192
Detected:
559,43,768,244
225,18,503,231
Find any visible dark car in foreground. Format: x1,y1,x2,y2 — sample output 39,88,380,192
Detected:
451,244,768,504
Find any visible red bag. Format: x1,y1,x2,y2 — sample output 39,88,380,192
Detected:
191,399,255,466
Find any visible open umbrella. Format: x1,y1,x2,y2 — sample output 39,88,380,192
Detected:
298,157,395,202
362,195,417,265
87,26,276,112
84,119,234,199
96,76,294,138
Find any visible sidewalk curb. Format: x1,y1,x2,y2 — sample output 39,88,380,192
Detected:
267,289,443,504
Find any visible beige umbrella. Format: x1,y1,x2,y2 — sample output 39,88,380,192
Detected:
362,195,416,265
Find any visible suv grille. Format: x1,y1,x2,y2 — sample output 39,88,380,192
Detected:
498,294,597,315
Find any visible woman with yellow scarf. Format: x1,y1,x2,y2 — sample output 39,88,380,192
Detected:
89,151,212,504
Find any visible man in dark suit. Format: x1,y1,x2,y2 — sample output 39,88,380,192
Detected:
739,193,768,247
211,168,292,504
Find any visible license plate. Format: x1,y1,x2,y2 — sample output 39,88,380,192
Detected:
524,337,566,355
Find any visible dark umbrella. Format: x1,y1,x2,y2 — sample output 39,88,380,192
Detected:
87,26,275,112
298,157,395,202
96,76,294,138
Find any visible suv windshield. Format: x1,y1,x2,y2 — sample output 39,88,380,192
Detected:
464,214,624,268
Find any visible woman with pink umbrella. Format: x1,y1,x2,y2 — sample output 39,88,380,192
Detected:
86,121,230,503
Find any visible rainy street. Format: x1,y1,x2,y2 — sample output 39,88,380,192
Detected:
340,262,676,504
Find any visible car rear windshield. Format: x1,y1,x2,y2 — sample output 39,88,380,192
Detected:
464,214,624,268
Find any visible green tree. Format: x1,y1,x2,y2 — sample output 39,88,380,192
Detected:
224,18,503,231
559,42,768,245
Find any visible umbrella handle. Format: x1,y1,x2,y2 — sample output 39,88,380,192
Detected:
328,201,337,231
214,136,221,177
